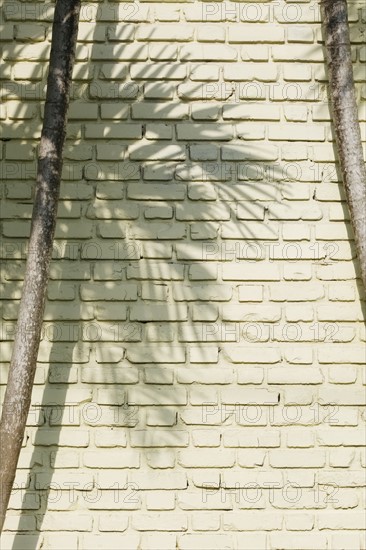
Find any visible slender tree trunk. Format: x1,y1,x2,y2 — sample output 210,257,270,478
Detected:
321,0,366,289
0,0,80,531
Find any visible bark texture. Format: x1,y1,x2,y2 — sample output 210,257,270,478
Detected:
0,0,80,531
321,0,366,289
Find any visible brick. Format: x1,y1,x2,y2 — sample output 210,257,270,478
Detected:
285,305,314,322
222,264,280,281
317,429,366,447
288,26,314,43
127,386,186,405
128,183,185,201
318,347,365,364
192,304,219,322
178,534,233,550
173,285,232,302
222,471,283,489
191,430,221,448
146,450,175,469
224,512,282,530
176,243,224,261
178,490,232,511
223,346,281,364
188,183,217,200
83,450,139,469
238,286,263,302
282,224,311,241
270,533,327,549
179,324,238,343
178,450,235,468
81,367,138,384
222,388,279,405
137,24,193,41
3,514,36,532
146,407,176,426
126,346,185,364
82,535,140,549
141,533,177,550
181,44,237,61
189,346,219,364
130,304,187,322
98,514,128,532
318,512,366,530
144,83,175,99
81,282,137,301
229,25,284,43
155,6,180,21
272,45,325,62
129,143,185,161
224,430,280,447
132,102,189,121
6,102,37,119
177,123,233,141
236,125,266,142
268,368,323,385
146,323,175,342
1,535,43,549
189,265,217,282
188,219,219,238
176,203,230,221
87,124,141,140
100,104,129,119
223,103,280,121
145,123,173,140
222,144,278,161
222,305,281,322
94,429,128,448
131,63,186,80
127,263,184,280
316,263,357,281
78,23,106,42
190,64,220,81
269,124,325,141
318,387,366,405
328,366,357,384
287,432,315,449
283,64,312,82
270,450,326,468
133,513,187,532
13,62,45,80
92,44,148,61
237,367,264,385
40,512,92,531
330,533,363,550
270,283,324,301
191,104,221,121
317,304,364,321
178,82,233,101
141,283,169,301
222,222,278,239
145,492,175,511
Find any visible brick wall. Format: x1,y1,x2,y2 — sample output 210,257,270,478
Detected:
0,1,365,548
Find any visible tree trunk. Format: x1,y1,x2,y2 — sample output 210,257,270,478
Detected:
321,0,366,289
0,0,80,532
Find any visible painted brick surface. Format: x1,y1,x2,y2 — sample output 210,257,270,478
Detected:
0,0,365,548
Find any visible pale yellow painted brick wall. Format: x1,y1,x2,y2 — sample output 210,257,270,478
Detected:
0,0,365,548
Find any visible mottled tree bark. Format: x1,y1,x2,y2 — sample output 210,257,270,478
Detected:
321,0,366,289
0,0,80,531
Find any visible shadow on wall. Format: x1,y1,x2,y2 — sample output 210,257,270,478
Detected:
0,3,365,549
